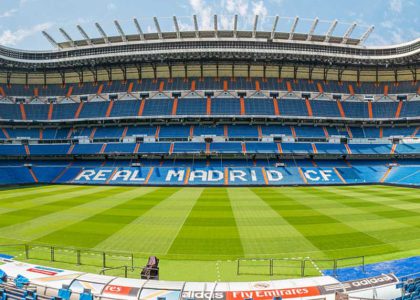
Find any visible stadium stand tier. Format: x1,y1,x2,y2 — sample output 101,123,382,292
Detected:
0,77,419,187
1,94,420,121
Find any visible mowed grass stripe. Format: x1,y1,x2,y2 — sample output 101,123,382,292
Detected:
0,185,83,206
276,187,399,256
325,186,420,215
0,186,117,228
0,186,83,215
334,185,420,204
94,188,200,254
322,187,420,228
0,185,70,198
228,188,320,257
0,186,98,216
255,187,396,258
35,187,161,248
168,188,244,259
6,187,157,244
295,187,419,251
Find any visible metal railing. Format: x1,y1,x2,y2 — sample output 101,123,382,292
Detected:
0,243,134,269
236,256,365,278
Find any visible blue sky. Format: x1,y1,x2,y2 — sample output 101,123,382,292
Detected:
0,0,418,50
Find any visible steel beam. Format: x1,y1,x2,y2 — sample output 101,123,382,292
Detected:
95,23,109,43
42,31,60,49
233,14,238,38
342,22,357,44
173,16,181,39
325,19,338,43
77,25,92,45
359,26,375,45
133,18,145,41
289,16,299,40
193,15,199,38
214,14,218,38
307,18,319,41
114,20,127,42
252,15,259,38
271,16,279,39
153,17,163,39
59,28,75,47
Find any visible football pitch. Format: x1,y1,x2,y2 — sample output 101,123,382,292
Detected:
0,184,419,281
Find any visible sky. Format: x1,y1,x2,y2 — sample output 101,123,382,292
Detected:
0,0,419,50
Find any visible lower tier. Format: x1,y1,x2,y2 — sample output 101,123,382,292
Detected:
1,159,419,186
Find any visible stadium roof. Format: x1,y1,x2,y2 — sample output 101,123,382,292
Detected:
45,16,373,49
0,15,419,80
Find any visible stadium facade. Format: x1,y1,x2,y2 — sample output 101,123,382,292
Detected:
0,14,419,300
0,16,419,186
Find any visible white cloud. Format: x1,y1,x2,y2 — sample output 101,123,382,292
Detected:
0,22,53,46
189,0,213,29
389,0,402,13
224,0,249,16
389,27,405,44
368,26,411,46
0,9,18,18
188,0,272,30
252,1,268,18
380,20,394,29
107,2,116,10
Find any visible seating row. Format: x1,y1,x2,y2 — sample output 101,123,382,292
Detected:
0,142,419,156
1,98,420,120
1,125,418,140
1,78,419,97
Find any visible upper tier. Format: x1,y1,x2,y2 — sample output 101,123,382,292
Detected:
1,78,419,97
1,33,419,72
1,98,420,122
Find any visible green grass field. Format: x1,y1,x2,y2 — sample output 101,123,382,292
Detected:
0,184,419,281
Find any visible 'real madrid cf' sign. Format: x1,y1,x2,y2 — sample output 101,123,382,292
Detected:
72,166,346,186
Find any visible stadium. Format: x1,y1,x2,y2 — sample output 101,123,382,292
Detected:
0,8,419,300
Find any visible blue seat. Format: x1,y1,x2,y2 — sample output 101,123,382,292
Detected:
311,100,341,117
211,98,240,115
57,287,71,300
79,290,93,300
110,100,141,117
244,98,275,115
14,274,29,289
104,143,136,154
277,99,308,116
142,99,172,116
79,102,108,119
51,103,79,120
0,104,22,120
176,98,206,115
228,125,259,138
25,104,49,120
173,142,206,153
342,102,369,118
245,142,278,154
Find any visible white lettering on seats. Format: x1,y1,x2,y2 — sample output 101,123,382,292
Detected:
304,170,320,181
266,170,283,181
93,170,112,181
130,170,145,181
320,170,332,181
74,170,95,181
165,169,185,181
208,170,223,182
189,170,207,181
111,170,131,181
229,170,247,182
